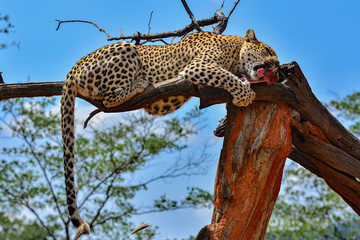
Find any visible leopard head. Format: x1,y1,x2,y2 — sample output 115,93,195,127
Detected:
239,29,280,85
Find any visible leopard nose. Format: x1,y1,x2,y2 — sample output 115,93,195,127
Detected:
265,60,280,72
274,60,280,68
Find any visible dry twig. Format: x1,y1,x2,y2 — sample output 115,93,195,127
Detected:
220,0,226,10
228,0,241,19
55,20,111,40
147,11,154,34
181,0,202,32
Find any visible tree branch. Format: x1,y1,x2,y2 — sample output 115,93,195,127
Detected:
92,210,132,227
227,0,242,19
54,3,234,43
24,202,58,240
219,0,226,10
289,117,360,215
282,62,360,160
147,11,154,34
93,203,199,227
181,0,202,32
22,135,66,225
288,147,322,178
78,154,141,208
212,10,228,35
89,174,118,228
56,16,219,44
55,20,110,40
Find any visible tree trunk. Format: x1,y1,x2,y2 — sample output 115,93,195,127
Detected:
199,102,293,240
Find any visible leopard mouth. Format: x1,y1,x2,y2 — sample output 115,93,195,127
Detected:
247,64,279,86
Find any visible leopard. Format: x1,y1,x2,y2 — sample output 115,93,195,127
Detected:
60,29,280,239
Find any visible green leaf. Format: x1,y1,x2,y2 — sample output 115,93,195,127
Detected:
0,97,208,239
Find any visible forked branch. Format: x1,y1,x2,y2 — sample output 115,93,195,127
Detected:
55,0,237,44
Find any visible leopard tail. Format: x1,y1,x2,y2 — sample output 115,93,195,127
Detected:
61,80,90,239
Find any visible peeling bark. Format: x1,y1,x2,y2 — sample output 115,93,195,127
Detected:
205,102,293,240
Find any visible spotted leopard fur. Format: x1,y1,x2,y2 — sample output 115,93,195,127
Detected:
61,29,279,238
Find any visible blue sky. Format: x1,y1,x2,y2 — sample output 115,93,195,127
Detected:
1,0,360,239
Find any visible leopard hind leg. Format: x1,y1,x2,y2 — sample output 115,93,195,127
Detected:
144,96,191,116
103,77,149,108
101,42,149,108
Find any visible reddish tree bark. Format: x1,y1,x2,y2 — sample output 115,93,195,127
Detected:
206,102,293,239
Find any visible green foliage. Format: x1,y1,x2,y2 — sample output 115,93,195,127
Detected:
327,91,360,136
267,91,360,239
0,212,48,240
266,162,360,239
0,13,20,49
0,98,212,239
0,14,13,33
154,187,213,210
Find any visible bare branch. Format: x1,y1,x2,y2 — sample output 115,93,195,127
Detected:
55,20,110,40
212,10,228,34
0,81,64,101
94,203,198,227
213,116,227,137
92,209,132,227
140,38,169,46
147,11,154,34
24,202,58,240
55,13,220,45
108,15,218,42
54,1,241,44
181,0,202,32
78,155,139,209
25,137,67,224
220,0,226,10
289,147,322,178
89,174,118,228
227,0,241,19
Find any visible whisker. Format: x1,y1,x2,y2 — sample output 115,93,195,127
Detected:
251,52,284,79
277,69,287,80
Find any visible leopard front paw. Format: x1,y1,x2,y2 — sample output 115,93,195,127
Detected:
232,91,255,107
232,98,249,107
134,78,150,94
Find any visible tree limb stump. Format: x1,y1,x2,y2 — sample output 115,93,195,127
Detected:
202,102,293,240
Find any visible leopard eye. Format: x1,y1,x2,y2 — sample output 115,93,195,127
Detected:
265,47,273,56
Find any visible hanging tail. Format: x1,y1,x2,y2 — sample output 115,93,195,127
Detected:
61,81,90,239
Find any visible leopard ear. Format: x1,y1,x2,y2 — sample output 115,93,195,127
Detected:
245,29,257,42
